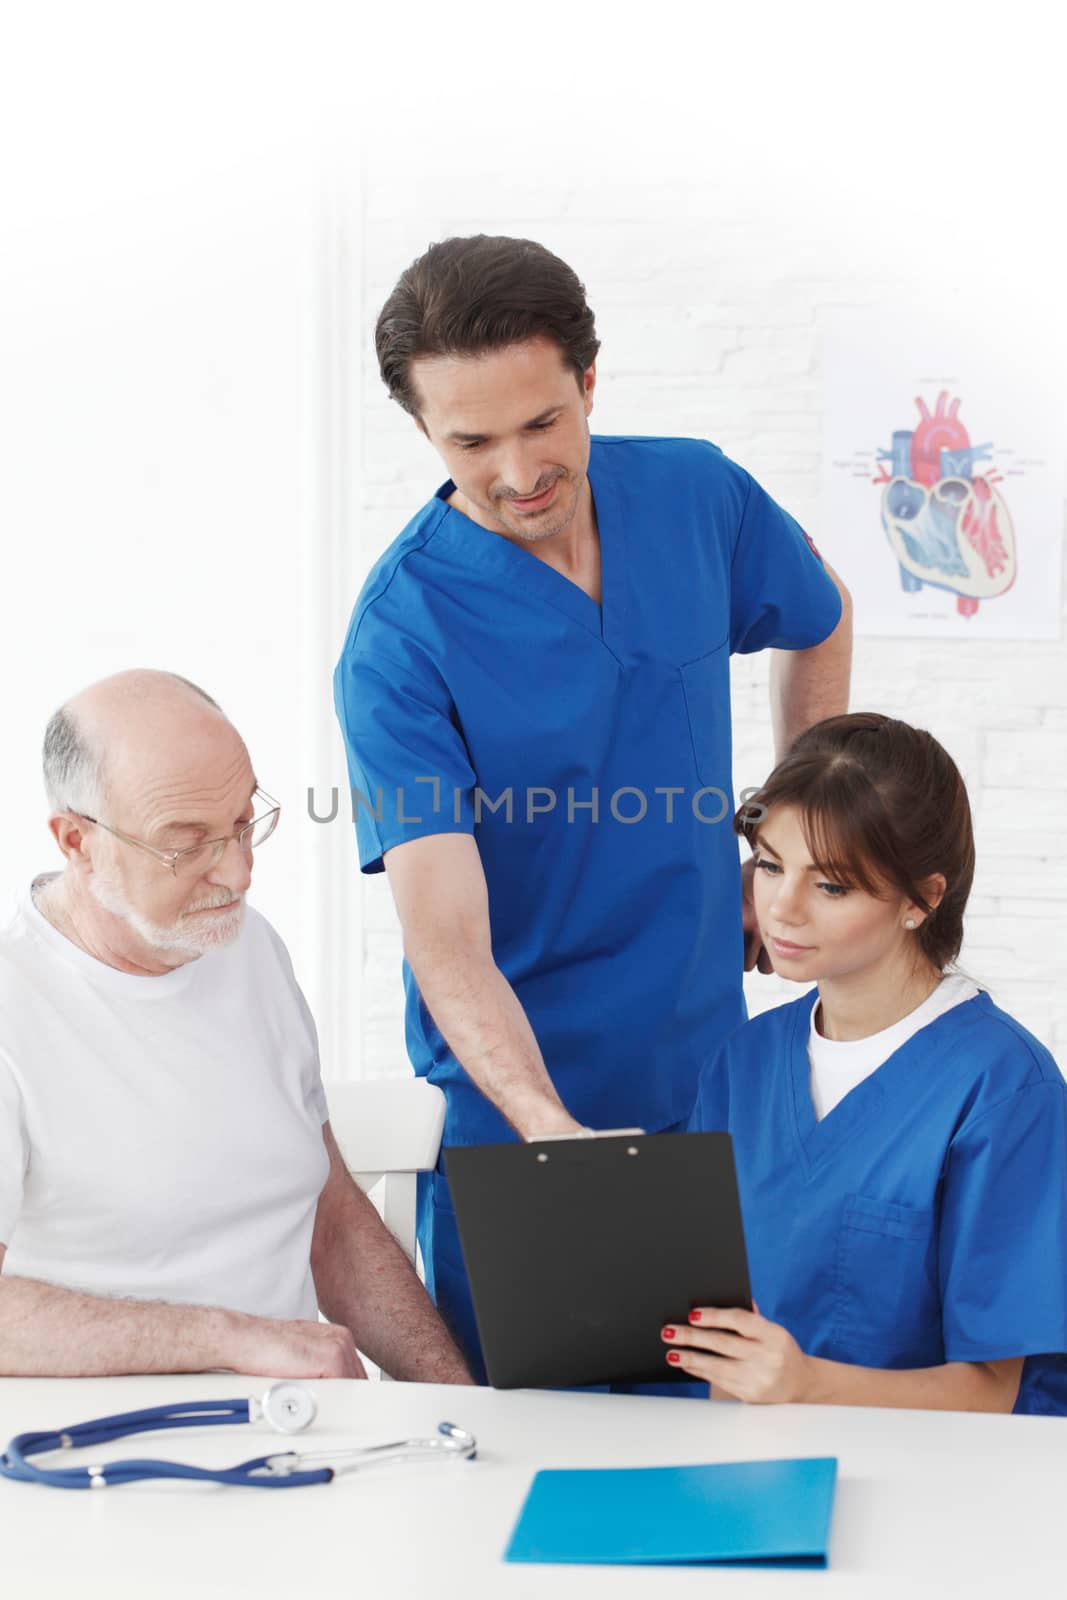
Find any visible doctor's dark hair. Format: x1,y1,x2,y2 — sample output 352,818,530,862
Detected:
375,235,601,417
735,712,975,973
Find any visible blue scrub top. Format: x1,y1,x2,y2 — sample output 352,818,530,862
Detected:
691,988,1067,1415
334,436,842,1146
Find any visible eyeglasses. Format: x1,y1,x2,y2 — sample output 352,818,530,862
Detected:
73,788,281,878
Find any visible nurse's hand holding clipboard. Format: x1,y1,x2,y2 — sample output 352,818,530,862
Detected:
661,1304,812,1403
660,1303,1027,1411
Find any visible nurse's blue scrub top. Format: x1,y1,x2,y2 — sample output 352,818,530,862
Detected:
334,435,842,1146
690,989,1067,1415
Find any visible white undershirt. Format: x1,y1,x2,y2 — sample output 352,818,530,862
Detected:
808,972,981,1121
0,887,330,1320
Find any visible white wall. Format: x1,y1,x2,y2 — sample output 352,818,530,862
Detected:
349,160,1066,1069
2,1,1063,1088
0,40,362,1080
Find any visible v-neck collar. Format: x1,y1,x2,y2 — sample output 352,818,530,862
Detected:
431,442,626,660
786,987,989,1177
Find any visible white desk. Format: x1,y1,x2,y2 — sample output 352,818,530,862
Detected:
0,1374,1061,1598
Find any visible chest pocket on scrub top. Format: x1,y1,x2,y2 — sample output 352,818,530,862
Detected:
679,640,731,791
832,1193,942,1367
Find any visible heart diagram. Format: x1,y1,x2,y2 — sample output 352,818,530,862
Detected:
874,392,1016,618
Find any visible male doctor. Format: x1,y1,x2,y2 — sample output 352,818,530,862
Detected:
334,235,852,1375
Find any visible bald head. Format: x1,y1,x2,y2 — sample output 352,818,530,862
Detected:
43,670,232,819
40,671,259,969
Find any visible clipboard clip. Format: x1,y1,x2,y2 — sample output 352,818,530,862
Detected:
525,1127,647,1142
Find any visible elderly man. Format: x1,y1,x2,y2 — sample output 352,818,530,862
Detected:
0,669,470,1382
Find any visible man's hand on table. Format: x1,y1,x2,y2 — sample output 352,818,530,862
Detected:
220,1310,367,1379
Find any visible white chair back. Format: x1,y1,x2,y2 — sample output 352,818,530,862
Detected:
325,1078,446,1266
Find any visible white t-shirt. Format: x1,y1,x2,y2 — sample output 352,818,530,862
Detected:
808,972,982,1121
0,885,330,1320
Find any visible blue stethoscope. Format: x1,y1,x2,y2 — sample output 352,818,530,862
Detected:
0,1382,477,1490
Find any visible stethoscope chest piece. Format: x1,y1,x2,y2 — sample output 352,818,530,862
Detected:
251,1383,318,1435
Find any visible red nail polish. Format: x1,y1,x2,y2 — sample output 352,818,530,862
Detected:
689,1310,702,1323
662,1326,675,1340
666,1351,681,1364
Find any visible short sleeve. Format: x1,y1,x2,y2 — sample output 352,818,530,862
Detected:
257,917,330,1126
333,645,476,875
294,990,329,1126
0,1053,27,1245
939,1080,1067,1363
729,471,843,655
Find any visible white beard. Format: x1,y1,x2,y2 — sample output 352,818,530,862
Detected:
88,870,246,958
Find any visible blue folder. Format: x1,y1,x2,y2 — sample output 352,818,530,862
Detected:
504,1456,838,1567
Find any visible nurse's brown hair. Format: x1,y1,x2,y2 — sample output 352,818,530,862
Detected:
735,713,975,973
376,235,600,417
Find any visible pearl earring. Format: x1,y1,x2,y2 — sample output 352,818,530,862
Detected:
904,919,916,930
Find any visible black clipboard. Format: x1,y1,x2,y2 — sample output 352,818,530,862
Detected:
445,1131,752,1390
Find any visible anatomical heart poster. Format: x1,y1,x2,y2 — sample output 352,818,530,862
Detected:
819,312,1065,639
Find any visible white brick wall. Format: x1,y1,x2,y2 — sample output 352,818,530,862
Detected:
346,170,1066,1070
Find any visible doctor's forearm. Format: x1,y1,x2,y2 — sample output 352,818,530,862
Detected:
407,943,579,1138
769,573,852,759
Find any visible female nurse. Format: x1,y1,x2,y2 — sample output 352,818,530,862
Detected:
663,712,1067,1414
